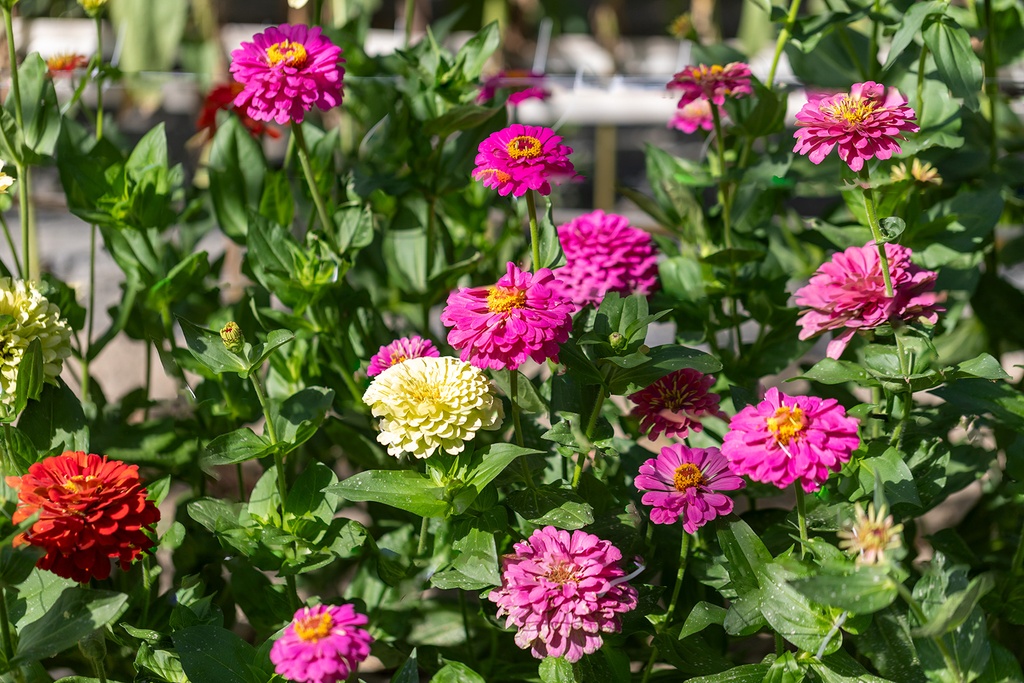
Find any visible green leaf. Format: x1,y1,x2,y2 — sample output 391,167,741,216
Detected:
954,354,1010,381
505,486,594,530
685,664,772,683
764,652,806,683
424,105,500,138
609,344,722,395
757,561,839,654
655,628,731,675
208,115,266,241
855,447,921,511
178,317,247,375
392,648,420,683
14,588,128,663
923,17,983,111
12,54,62,159
454,21,500,82
853,606,924,682
883,0,945,70
431,661,487,683
798,359,877,386
202,428,273,468
269,386,335,453
246,329,295,375
679,601,728,639
539,657,575,683
13,338,43,414
716,516,772,594
790,566,898,614
878,217,906,243
5,568,76,630
327,470,449,517
912,573,995,638
334,204,375,255
171,624,260,683
0,541,43,591
285,461,338,527
491,370,547,414
18,379,88,453
458,443,541,509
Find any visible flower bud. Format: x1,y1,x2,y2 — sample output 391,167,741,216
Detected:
608,332,626,353
78,0,108,14
79,629,107,663
220,322,244,353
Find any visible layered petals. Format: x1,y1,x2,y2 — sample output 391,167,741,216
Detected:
270,604,373,683
634,445,745,531
472,124,577,197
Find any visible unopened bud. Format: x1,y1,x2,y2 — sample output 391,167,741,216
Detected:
608,332,626,352
79,630,107,663
220,322,244,353
78,0,108,14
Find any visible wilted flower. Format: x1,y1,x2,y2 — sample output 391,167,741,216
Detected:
634,444,744,531
0,278,72,405
667,63,753,107
196,83,282,141
362,356,503,458
793,81,918,173
890,158,942,185
721,388,860,493
794,242,943,358
472,124,577,197
5,451,161,582
0,161,14,194
628,368,725,441
837,503,904,565
45,53,89,78
477,70,550,106
366,335,439,377
270,604,373,683
488,526,638,662
670,98,715,134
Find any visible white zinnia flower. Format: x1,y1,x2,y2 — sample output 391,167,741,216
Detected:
0,278,73,405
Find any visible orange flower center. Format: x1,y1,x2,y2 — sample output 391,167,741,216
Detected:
506,135,542,160
820,95,876,128
545,561,580,585
390,354,408,366
294,612,334,643
766,405,806,447
487,286,527,313
673,463,705,492
61,474,99,494
46,53,87,73
476,168,512,183
266,40,308,68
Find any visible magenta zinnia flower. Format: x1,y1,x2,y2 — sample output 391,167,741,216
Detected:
670,98,715,134
629,368,726,441
472,124,577,197
477,70,550,106
441,262,574,371
722,388,860,493
366,335,439,377
552,210,659,307
793,81,918,172
230,24,344,125
634,445,745,531
270,603,373,683
794,242,943,358
488,526,638,662
667,63,752,107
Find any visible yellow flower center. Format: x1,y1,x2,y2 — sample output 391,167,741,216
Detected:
293,612,334,643
487,287,527,313
821,95,876,128
62,474,98,493
390,354,408,366
506,135,542,160
404,379,442,403
545,561,580,585
673,463,705,492
266,40,308,68
766,405,806,447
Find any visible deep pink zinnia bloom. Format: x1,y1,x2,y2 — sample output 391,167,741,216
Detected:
270,604,373,683
794,242,943,358
667,63,753,107
552,210,659,307
441,262,574,371
477,70,551,105
472,124,577,197
366,335,440,377
488,526,639,662
669,98,715,134
628,368,726,441
634,444,745,531
722,388,860,493
230,24,344,125
793,81,918,172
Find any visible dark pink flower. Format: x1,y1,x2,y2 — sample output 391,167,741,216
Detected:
270,604,373,683
441,262,574,371
552,210,660,307
628,368,725,441
669,98,715,134
794,242,943,358
366,335,439,377
488,526,638,662
667,63,753,107
472,124,577,197
793,81,918,172
230,24,344,125
477,70,550,106
722,388,860,493
634,445,744,531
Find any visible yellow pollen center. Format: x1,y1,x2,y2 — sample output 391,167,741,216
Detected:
293,612,334,643
766,405,806,446
61,474,97,493
266,40,308,68
673,463,705,492
390,354,408,366
506,135,542,159
487,287,527,313
405,379,442,403
546,561,579,585
821,96,876,127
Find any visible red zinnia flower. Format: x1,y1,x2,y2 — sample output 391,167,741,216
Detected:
46,53,89,78
5,451,161,583
197,82,282,141
629,368,726,441
667,63,753,107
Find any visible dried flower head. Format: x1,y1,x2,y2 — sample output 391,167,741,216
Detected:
634,444,745,531
668,63,753,107
0,278,72,405
472,124,577,197
837,503,904,565
270,603,373,683
366,335,440,377
629,368,725,441
890,158,942,185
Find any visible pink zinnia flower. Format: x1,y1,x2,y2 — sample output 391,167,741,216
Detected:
793,81,918,172
269,603,373,683
628,368,726,441
366,335,439,377
552,210,659,307
722,388,860,493
441,262,574,371
472,124,577,197
488,526,639,662
667,63,753,107
477,70,551,105
669,98,715,134
634,445,745,531
794,242,943,358
230,24,344,125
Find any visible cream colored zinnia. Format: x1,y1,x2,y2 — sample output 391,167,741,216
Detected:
0,161,14,194
0,278,73,405
363,356,504,458
837,502,904,566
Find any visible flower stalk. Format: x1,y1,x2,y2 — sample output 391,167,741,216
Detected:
291,122,337,240
525,190,541,272
858,170,895,298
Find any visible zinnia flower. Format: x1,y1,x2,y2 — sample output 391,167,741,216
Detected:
793,81,918,173
488,526,638,662
472,124,577,197
270,604,373,683
46,53,89,78
441,262,574,371
0,161,14,194
634,444,745,531
837,502,904,566
477,70,550,106
362,356,503,458
551,210,659,308
197,83,282,141
667,63,753,107
890,158,942,185
5,451,161,582
721,388,860,493
628,368,725,441
669,98,715,134
794,242,943,359
366,335,439,377
0,278,72,405
230,24,344,125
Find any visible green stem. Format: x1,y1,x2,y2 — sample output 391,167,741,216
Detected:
640,644,659,683
249,372,284,499
665,527,691,622
313,0,324,25
236,463,246,501
141,555,152,626
867,0,882,79
981,0,998,168
417,515,430,556
794,485,809,559
858,169,894,298
404,0,416,45
94,16,103,140
572,386,607,489
710,106,731,251
0,587,15,666
4,7,33,281
3,10,24,133
509,371,536,489
0,213,22,279
766,0,803,89
81,223,97,402
1011,526,1024,575
916,44,929,125
93,658,108,683
525,190,541,272
896,583,964,683
291,123,336,239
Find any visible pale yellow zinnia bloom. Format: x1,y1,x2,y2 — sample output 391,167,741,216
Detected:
0,278,73,405
837,502,904,566
0,161,14,194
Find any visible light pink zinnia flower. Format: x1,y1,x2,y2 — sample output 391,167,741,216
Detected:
270,604,373,683
488,526,639,662
441,262,574,371
629,369,725,441
667,63,753,107
793,81,918,172
366,335,439,377
477,70,550,105
794,242,943,358
230,24,344,125
669,98,715,134
634,444,745,531
472,124,577,197
552,210,659,307
722,388,860,493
